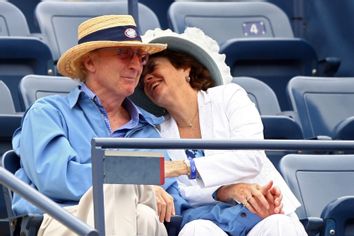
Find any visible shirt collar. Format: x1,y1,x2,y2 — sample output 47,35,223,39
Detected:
67,83,164,126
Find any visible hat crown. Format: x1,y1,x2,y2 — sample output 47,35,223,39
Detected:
78,15,137,40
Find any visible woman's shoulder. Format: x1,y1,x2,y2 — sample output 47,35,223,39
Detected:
205,83,247,96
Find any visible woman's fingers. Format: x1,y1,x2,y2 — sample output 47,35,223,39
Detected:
251,186,269,210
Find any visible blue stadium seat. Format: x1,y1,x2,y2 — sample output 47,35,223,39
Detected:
167,1,323,111
0,37,55,112
232,77,303,170
320,196,354,236
0,81,15,114
0,1,30,36
279,153,354,236
35,1,161,62
19,74,79,109
222,39,318,110
168,1,294,44
1,150,44,236
333,116,354,140
287,76,354,140
232,77,303,139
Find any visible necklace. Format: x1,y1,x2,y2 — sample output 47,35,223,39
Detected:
177,109,199,128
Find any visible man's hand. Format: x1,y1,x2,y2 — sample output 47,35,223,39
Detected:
216,181,283,218
164,160,189,178
153,186,175,222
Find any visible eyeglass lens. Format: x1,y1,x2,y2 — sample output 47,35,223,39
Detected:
116,48,149,65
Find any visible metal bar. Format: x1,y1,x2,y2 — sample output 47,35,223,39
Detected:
92,138,354,151
0,168,98,236
91,145,105,236
128,0,140,33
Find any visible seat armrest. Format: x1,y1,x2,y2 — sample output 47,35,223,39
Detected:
300,217,324,236
164,215,183,236
317,57,341,77
321,196,354,236
8,214,43,236
333,116,354,140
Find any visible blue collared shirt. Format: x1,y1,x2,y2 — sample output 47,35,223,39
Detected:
11,84,176,215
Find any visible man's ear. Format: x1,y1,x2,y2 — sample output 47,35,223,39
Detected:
82,53,96,73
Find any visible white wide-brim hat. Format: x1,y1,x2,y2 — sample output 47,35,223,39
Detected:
57,15,167,79
131,28,232,116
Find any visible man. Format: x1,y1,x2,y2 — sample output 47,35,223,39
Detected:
12,15,168,235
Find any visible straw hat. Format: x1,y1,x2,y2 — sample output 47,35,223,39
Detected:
57,15,167,79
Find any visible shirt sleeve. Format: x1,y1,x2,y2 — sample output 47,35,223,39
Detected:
195,84,267,187
15,103,92,201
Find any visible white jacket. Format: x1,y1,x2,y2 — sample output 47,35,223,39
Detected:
159,83,300,215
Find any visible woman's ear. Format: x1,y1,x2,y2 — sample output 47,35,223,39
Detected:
183,67,191,77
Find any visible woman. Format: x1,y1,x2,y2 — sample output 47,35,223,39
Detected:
141,28,307,236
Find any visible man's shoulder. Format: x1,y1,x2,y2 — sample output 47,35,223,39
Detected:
137,106,165,126
30,94,69,110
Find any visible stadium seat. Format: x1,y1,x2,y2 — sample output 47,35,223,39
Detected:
287,76,354,139
320,196,354,236
1,150,43,236
232,77,303,139
19,74,79,109
222,39,318,110
168,1,294,44
279,153,354,236
168,1,339,110
0,81,15,114
0,114,22,158
232,77,303,170
333,116,354,140
0,1,30,36
35,1,161,62
0,37,55,112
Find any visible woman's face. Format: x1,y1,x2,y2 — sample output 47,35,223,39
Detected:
142,57,190,107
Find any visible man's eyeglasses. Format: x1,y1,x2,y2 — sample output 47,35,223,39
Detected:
116,48,149,65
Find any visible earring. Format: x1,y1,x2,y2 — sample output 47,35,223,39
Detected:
185,76,191,83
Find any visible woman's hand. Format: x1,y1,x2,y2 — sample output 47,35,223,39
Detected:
153,186,175,222
216,181,283,218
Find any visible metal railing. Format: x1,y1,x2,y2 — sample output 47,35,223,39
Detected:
91,137,354,235
0,167,98,236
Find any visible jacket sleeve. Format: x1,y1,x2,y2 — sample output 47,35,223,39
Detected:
181,202,261,236
195,84,267,187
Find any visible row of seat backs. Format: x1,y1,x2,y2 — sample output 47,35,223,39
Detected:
236,75,354,141
0,1,160,112
34,1,161,61
167,1,340,111
4,73,354,142
287,76,354,140
9,74,354,140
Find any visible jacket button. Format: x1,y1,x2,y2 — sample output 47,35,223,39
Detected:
240,212,247,217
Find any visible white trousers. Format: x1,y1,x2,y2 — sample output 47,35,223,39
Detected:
38,184,167,236
178,213,307,236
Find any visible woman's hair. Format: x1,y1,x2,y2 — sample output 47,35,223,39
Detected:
142,49,215,91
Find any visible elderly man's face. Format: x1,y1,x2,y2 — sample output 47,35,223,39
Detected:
84,47,148,99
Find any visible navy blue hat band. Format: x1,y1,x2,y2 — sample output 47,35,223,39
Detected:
78,25,141,44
